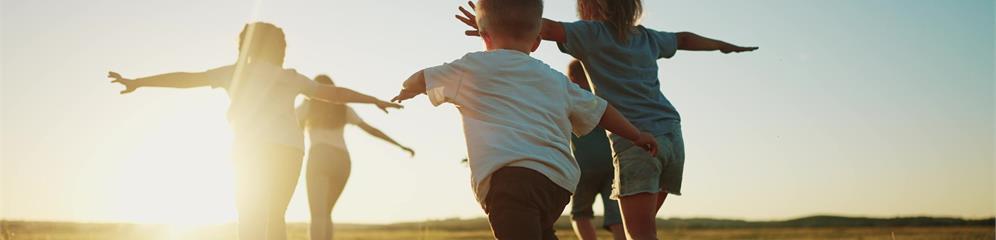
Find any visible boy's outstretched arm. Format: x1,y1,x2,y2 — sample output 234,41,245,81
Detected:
391,70,427,103
108,70,218,94
599,105,659,156
676,32,758,53
454,1,565,42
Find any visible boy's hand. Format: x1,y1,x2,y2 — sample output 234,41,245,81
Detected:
391,89,421,103
633,132,659,157
376,100,404,113
108,71,139,94
720,44,759,54
455,1,481,37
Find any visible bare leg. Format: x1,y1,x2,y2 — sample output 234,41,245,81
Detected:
233,146,269,240
618,192,659,240
608,224,626,240
265,146,304,240
307,147,351,240
655,192,668,212
571,217,598,240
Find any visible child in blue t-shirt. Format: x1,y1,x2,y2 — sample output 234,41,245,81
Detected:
456,1,757,239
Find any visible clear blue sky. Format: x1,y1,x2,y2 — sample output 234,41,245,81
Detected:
1,0,993,224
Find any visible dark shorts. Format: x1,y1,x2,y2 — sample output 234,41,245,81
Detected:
570,128,623,228
570,169,623,229
484,167,571,240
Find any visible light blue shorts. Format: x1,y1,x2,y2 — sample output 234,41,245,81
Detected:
610,125,685,199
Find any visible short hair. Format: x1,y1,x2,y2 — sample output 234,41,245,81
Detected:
477,0,544,40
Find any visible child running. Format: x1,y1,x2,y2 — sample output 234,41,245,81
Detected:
391,0,657,239
456,1,758,239
566,60,625,240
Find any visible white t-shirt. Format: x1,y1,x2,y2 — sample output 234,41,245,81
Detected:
424,49,608,205
296,103,364,151
204,63,322,150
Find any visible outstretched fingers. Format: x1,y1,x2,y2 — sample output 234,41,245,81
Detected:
455,1,481,37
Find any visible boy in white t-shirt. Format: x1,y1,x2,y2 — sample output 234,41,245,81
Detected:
389,0,657,238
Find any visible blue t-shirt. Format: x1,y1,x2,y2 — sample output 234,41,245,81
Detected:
558,21,681,150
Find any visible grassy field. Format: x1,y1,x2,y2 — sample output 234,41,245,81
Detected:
2,221,993,240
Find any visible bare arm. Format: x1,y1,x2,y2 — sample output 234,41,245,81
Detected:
676,32,758,53
309,86,402,113
108,70,220,94
540,19,566,42
356,122,415,157
598,104,659,156
391,70,427,103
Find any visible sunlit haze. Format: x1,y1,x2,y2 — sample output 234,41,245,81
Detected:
1,0,993,224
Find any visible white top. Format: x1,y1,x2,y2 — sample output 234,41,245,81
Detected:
203,63,322,150
296,103,364,150
424,49,608,205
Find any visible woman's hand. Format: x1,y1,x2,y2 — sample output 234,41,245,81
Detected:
400,146,415,158
455,1,480,36
108,71,140,94
376,100,404,113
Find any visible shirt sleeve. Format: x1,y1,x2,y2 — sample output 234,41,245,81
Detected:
557,21,601,58
566,79,608,136
653,29,679,59
203,65,236,89
345,107,364,125
284,68,321,97
423,58,468,106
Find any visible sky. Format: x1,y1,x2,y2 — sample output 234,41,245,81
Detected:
1,0,993,224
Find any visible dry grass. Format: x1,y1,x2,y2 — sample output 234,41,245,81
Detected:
2,221,993,240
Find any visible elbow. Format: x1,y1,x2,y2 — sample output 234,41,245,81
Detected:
675,32,693,48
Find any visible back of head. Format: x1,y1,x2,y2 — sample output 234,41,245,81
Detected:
476,0,544,41
237,22,287,66
566,60,591,90
577,0,642,41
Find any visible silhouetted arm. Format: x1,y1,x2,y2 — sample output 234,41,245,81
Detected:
108,66,230,94
676,32,758,53
286,71,402,113
356,122,415,157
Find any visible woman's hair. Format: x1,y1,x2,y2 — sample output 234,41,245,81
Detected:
306,75,347,129
237,22,287,66
577,0,643,42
